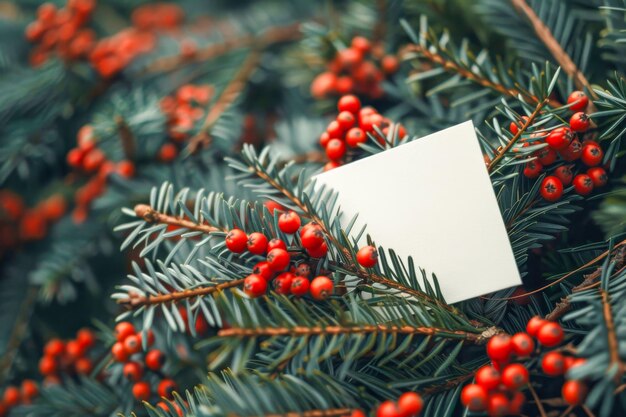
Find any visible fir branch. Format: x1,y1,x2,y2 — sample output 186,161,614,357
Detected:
510,0,598,103
134,204,225,234
488,97,549,172
601,288,624,382
115,115,136,160
218,324,485,343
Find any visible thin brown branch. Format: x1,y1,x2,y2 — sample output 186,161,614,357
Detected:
230,408,355,417
510,0,599,105
218,323,484,342
115,115,136,160
601,288,624,382
545,245,626,321
557,405,575,417
118,278,244,308
134,204,225,233
527,383,548,417
186,50,261,154
422,371,477,395
373,0,387,41
488,98,549,172
289,151,327,165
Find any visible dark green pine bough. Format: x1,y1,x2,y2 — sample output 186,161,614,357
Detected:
2,1,626,417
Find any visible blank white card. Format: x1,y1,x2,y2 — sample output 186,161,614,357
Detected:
314,120,521,303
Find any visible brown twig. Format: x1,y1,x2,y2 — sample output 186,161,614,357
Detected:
115,115,136,160
118,278,245,308
133,204,225,233
289,151,327,165
527,383,549,417
186,50,261,154
422,371,477,395
510,0,599,106
228,408,355,417
488,98,549,172
373,0,387,41
218,324,485,343
601,288,624,382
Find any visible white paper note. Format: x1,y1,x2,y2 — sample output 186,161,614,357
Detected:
314,120,521,303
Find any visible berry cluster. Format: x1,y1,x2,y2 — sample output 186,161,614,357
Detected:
131,3,185,31
513,91,608,202
311,36,399,99
224,211,334,299
375,392,424,417
320,95,407,170
159,84,215,160
111,322,178,406
0,380,39,416
25,0,96,67
38,328,97,385
67,125,135,222
0,191,66,251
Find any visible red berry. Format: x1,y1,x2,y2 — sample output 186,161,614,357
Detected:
562,380,588,405
76,328,96,350
115,322,136,342
560,139,582,162
356,245,378,268
306,241,328,258
326,138,346,161
581,143,603,166
338,95,361,114
252,261,273,280
345,127,367,147
311,72,338,98
587,167,608,187
523,160,543,178
278,211,301,234
511,332,535,357
83,148,106,172
295,263,311,278
326,120,344,138
123,334,142,354
267,238,287,251
376,401,401,417
3,386,20,407
273,272,294,294
244,274,267,297
487,392,510,417
508,391,525,414
460,384,488,412
225,229,247,253
66,340,86,359
111,342,130,362
554,166,574,186
501,363,529,390
570,112,590,132
397,392,423,417
486,334,513,362
337,111,356,131
537,321,564,347
157,379,177,399
567,91,589,112
39,356,57,376
319,132,331,148
381,55,399,74
159,143,178,162
75,357,93,374
21,380,39,400
247,232,268,255
546,127,572,150
351,37,371,54
267,248,290,271
123,361,144,381
337,47,363,69
77,125,96,151
536,146,557,166
310,276,333,300
542,351,566,376
573,174,594,196
44,338,65,357
132,381,151,401
301,226,325,249
509,121,519,135
526,316,546,337
540,176,564,202
291,276,310,296
146,349,165,370
475,365,501,391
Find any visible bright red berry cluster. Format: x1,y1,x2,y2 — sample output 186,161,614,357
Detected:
311,36,399,99
0,191,66,251
320,95,407,170
159,84,215,159
111,322,178,405
375,392,424,417
0,380,39,416
39,328,97,385
224,211,335,299
25,0,96,67
67,125,135,223
512,91,608,202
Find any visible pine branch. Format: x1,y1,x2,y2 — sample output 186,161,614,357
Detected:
510,0,598,103
487,97,549,172
134,204,224,234
601,288,624,382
